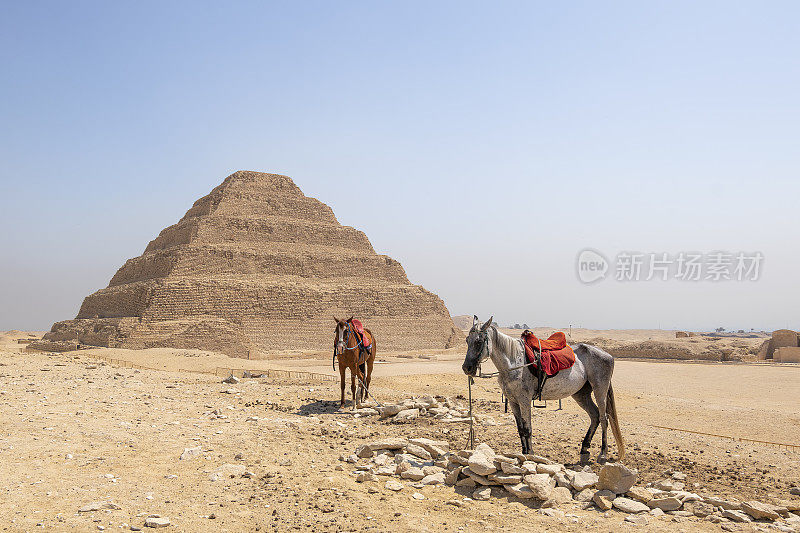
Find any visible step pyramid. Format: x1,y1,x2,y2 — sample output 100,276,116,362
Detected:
37,171,461,357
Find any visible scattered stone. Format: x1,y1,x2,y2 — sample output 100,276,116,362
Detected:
500,462,526,475
473,487,492,501
705,496,742,510
653,478,684,491
721,509,752,523
179,447,202,461
444,466,461,485
408,438,449,458
570,471,599,491
385,480,403,491
420,472,445,485
221,375,239,384
524,473,555,500
626,486,654,503
649,508,665,517
468,453,497,476
613,497,650,514
412,492,425,500
790,487,800,496
392,409,420,423
79,502,122,513
446,499,464,507
489,473,522,485
400,467,425,481
536,463,562,476
356,472,378,483
648,497,682,512
598,463,637,494
625,514,648,526
741,501,780,521
593,490,615,511
686,501,715,517
506,483,535,499
367,438,407,451
575,488,596,502
144,517,170,528
405,444,432,461
545,486,573,506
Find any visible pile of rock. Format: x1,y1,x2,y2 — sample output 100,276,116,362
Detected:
344,440,800,528
348,395,490,424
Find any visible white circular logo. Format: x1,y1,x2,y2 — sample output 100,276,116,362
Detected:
576,249,608,284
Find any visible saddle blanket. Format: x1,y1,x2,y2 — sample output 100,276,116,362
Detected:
521,330,575,376
350,319,372,349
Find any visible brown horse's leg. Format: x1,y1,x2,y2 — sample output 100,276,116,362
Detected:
338,357,346,408
350,364,357,410
365,353,374,400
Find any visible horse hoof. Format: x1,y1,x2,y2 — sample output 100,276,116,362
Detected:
579,452,590,465
597,454,608,464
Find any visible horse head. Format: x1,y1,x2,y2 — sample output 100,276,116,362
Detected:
333,316,349,355
462,315,493,376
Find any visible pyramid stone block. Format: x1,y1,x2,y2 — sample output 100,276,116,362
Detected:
35,171,461,357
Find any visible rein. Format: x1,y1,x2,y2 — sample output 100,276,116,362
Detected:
472,330,536,379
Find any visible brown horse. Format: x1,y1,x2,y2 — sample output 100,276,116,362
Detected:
332,316,376,409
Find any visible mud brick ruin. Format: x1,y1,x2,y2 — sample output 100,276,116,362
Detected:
33,171,461,357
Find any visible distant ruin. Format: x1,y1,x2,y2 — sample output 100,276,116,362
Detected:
756,329,800,363
32,171,461,357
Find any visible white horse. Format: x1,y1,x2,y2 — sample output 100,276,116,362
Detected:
462,316,624,463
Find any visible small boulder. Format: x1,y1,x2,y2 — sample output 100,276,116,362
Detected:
420,472,445,485
626,486,654,504
624,514,648,526
473,487,492,501
574,488,596,502
570,471,599,491
506,483,535,499
593,490,615,511
648,497,682,512
468,453,497,476
405,444,432,461
536,463,562,476
545,486,573,506
597,463,637,494
721,509,751,523
144,517,170,528
384,479,404,491
221,375,239,384
179,447,202,461
523,473,555,500
741,500,781,521
392,409,420,423
613,497,650,514
400,467,425,481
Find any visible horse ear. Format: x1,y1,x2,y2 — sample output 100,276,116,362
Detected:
347,316,353,322
472,315,479,326
333,316,339,324
481,316,493,331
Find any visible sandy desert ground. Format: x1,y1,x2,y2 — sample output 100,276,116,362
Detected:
1,330,798,532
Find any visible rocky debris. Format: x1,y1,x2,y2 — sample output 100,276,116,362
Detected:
722,509,752,523
221,375,239,384
144,516,170,528
209,463,247,481
648,496,682,511
346,438,790,526
473,487,492,501
179,446,202,460
384,479,403,491
790,487,800,496
593,490,615,510
612,497,650,514
741,500,781,520
570,471,599,491
392,409,420,423
597,462,637,494
79,501,121,512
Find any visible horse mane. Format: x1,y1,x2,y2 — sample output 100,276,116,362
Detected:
490,326,521,359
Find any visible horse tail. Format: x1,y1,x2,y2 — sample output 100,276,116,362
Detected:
607,383,625,460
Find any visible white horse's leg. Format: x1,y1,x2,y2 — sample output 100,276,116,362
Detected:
593,382,611,463
571,382,599,463
517,393,533,455
507,400,527,453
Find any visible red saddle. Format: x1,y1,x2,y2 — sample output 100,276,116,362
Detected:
350,318,372,349
521,330,575,376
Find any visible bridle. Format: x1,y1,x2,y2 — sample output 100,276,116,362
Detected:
333,320,365,356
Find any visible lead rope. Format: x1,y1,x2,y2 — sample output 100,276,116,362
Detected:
467,375,475,450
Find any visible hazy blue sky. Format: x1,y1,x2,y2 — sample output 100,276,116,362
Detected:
1,1,798,331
